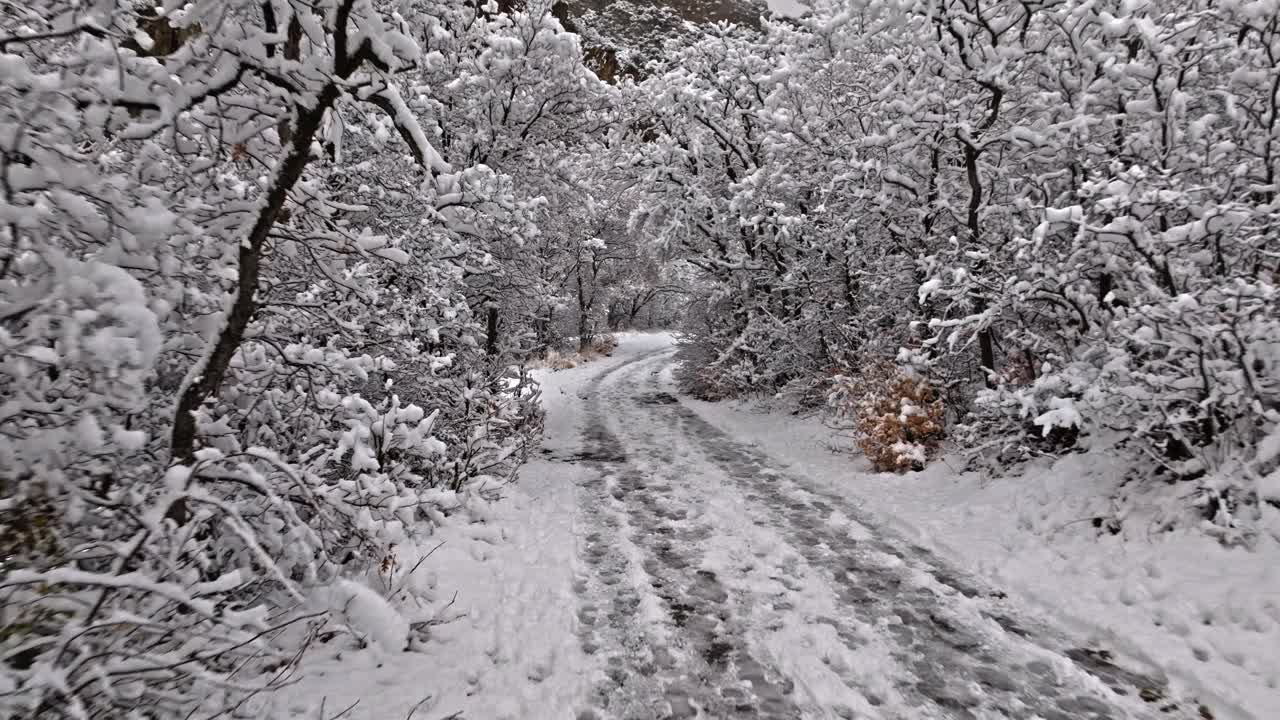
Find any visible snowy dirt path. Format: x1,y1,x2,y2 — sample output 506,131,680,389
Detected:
553,340,1206,720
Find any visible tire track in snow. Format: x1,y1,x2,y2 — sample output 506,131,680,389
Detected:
606,350,1198,720
570,350,804,720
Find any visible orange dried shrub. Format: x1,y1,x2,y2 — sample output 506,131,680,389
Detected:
831,363,946,472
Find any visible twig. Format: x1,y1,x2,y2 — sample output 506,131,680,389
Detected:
409,590,465,638
405,695,433,720
432,590,459,621
390,540,446,598
327,699,360,720
1046,515,1105,539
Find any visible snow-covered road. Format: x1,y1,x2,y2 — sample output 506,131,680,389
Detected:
277,333,1219,720
555,339,1201,720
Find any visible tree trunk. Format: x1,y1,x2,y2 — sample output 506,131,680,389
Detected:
167,87,340,524
171,87,339,467
577,273,591,353
963,142,998,387
485,304,500,356
978,328,996,385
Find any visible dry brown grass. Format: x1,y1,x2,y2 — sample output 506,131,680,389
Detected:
539,349,579,370
533,334,618,371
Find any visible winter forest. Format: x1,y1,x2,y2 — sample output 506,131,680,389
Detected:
2,0,1278,718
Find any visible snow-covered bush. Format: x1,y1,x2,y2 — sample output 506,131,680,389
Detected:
630,17,926,401
409,2,617,359
904,0,1280,527
831,365,946,473
585,333,619,357
0,0,560,716
626,0,1278,529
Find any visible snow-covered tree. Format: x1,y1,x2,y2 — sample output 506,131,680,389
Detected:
410,1,615,356
0,0,551,715
899,0,1279,526
625,0,1279,521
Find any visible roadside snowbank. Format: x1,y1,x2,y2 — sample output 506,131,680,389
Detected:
675,366,1279,720
276,333,674,719
276,463,587,720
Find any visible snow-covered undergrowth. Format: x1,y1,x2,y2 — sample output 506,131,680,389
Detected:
0,3,569,717
530,334,623,371
631,0,1279,542
272,332,674,719
272,476,587,720
679,382,1280,720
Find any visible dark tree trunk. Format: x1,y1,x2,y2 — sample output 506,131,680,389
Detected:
978,328,996,385
170,86,340,468
964,142,998,387
167,86,341,524
577,273,592,353
485,305,500,356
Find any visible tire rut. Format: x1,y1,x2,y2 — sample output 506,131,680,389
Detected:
572,351,803,720
569,348,1202,720
643,360,1200,720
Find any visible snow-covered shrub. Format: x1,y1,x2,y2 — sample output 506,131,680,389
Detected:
537,348,580,370
953,361,1096,467
830,364,946,473
672,315,768,401
409,3,618,362
0,0,560,716
811,0,1280,528
587,333,619,356
673,287,831,400
629,18,928,402
424,366,544,492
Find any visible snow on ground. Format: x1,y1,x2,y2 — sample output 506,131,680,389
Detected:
276,331,1275,719
766,0,810,17
276,468,586,720
569,338,1206,719
676,365,1280,720
276,335,673,720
